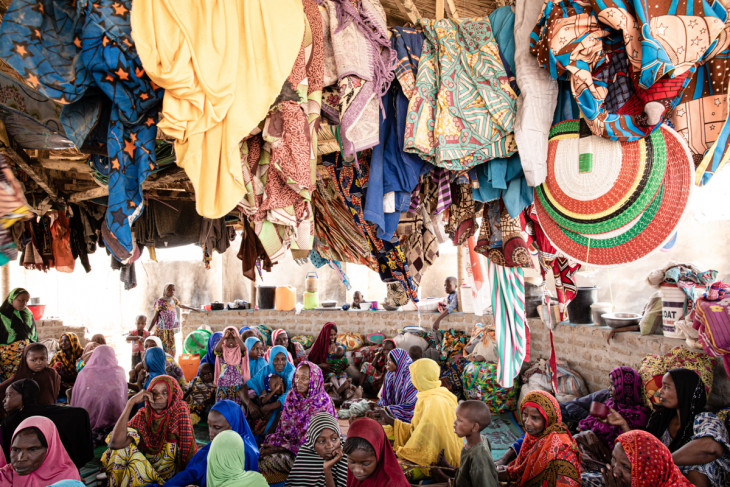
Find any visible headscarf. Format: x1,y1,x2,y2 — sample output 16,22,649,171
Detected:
245,337,268,379
346,417,409,487
393,359,462,468
616,430,694,487
308,322,337,365
10,378,40,406
199,332,223,373
78,342,100,366
263,329,295,364
246,345,296,407
378,348,417,422
0,416,81,487
287,412,348,487
128,375,197,468
145,336,164,349
0,343,59,406
265,361,336,455
214,326,250,385
143,347,167,388
90,334,106,345
646,368,707,452
206,430,268,487
0,288,35,345
49,332,83,375
578,367,650,446
70,345,127,430
507,391,581,486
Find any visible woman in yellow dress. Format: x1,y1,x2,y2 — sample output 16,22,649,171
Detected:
378,358,461,480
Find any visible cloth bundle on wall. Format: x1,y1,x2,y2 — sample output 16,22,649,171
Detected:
0,0,164,262
238,0,323,264
530,0,729,185
130,0,305,220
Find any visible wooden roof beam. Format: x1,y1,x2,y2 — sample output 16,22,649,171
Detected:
0,129,61,201
69,167,191,203
393,0,421,24
38,158,92,173
445,0,459,18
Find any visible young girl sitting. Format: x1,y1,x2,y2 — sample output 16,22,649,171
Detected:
324,345,357,405
183,362,216,424
215,326,250,405
344,417,409,487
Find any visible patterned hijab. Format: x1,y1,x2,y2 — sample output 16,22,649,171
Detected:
265,361,336,455
579,367,650,446
49,332,83,373
507,390,581,486
616,430,693,487
128,375,197,468
0,288,34,344
646,368,707,452
287,412,349,487
378,348,418,422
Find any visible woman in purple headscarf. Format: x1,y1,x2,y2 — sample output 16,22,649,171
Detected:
376,348,418,422
70,345,127,431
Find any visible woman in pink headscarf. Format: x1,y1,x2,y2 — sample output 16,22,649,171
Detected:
214,326,250,405
0,416,81,486
70,345,127,431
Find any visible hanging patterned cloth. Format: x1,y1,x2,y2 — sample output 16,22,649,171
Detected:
0,0,163,261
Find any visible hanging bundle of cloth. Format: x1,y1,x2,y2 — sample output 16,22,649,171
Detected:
0,0,164,262
238,0,324,264
0,153,31,266
530,0,729,187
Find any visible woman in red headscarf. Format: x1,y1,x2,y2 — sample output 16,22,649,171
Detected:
102,375,197,487
344,417,409,487
603,430,693,487
308,323,338,372
0,416,81,487
498,390,581,486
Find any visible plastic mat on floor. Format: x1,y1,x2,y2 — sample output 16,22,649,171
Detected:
482,411,524,461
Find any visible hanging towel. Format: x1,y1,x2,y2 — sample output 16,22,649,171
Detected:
489,261,528,387
130,0,305,218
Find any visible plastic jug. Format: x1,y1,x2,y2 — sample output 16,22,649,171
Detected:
305,272,319,293
275,285,296,311
178,354,201,381
303,291,319,310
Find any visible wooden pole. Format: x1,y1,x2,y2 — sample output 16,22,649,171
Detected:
250,275,257,310
435,0,445,19
456,244,464,312
0,265,9,301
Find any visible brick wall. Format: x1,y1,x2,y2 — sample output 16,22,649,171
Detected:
183,310,729,408
36,319,88,346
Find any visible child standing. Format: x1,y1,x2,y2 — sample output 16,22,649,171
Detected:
432,276,458,330
432,400,499,486
149,283,198,357
126,315,149,368
183,362,216,425
214,326,250,406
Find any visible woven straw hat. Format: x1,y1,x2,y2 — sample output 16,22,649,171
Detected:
534,120,692,266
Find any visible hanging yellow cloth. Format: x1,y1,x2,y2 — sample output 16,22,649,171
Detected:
393,359,462,470
131,0,305,218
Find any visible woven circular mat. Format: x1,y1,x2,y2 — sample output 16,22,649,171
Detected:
535,122,692,266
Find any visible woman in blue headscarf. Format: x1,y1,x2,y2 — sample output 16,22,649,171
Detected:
245,337,267,378
198,332,223,374
148,399,259,486
142,347,167,388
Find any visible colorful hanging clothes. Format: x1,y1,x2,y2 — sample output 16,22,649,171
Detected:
130,0,304,219
319,0,395,158
476,201,533,269
445,182,478,246
404,17,517,170
488,261,528,387
0,154,30,265
530,0,727,141
0,0,163,261
507,391,581,486
472,154,533,219
238,0,323,262
396,209,439,288
616,430,694,487
322,151,418,302
378,348,418,422
409,167,452,215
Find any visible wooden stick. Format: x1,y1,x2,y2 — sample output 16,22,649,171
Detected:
436,0,445,19
445,0,459,18
393,0,421,24
0,129,61,201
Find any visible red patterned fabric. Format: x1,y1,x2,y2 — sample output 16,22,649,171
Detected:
617,430,693,487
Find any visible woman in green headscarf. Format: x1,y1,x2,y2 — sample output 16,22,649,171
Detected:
207,430,268,487
0,288,37,381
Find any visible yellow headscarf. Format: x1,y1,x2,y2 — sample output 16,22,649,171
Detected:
394,359,462,470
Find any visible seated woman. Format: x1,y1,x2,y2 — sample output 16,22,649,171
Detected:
375,348,417,423
143,337,187,389
497,390,581,486
150,399,259,487
49,332,83,394
600,368,730,487
0,416,81,486
0,288,37,382
575,367,649,473
1,379,93,468
257,362,336,485
137,347,168,390
0,343,59,406
357,339,395,395
243,345,295,437
73,341,101,374
70,345,127,440
603,430,693,487
265,329,306,365
287,412,348,487
206,430,267,487
378,358,461,480
344,417,410,487
307,322,338,373
102,375,197,487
